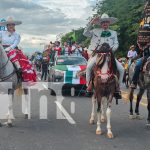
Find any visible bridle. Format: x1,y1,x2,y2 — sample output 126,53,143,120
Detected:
96,52,113,78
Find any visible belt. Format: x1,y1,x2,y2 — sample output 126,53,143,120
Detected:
2,45,17,52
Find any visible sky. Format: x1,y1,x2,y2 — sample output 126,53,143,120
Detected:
0,0,97,54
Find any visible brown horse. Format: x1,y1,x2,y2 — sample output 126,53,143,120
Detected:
79,43,118,138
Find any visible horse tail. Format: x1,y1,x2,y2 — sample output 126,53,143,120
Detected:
16,85,24,96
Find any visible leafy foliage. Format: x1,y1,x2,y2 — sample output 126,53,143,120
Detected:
61,0,145,57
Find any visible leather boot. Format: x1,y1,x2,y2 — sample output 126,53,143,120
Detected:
85,81,93,97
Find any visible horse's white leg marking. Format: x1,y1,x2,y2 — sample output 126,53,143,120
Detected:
101,98,106,123
7,94,15,124
106,106,113,138
24,94,30,119
96,110,102,135
89,96,96,124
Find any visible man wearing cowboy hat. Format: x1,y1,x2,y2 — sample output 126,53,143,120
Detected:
83,13,124,98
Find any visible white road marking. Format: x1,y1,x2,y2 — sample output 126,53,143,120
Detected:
38,77,41,81
55,101,76,124
42,84,48,89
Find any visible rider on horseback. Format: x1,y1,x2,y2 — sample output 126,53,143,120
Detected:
83,13,124,98
130,46,150,89
0,17,21,72
0,17,36,83
130,0,150,89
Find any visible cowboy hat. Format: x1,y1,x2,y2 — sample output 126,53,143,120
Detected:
0,17,22,26
94,13,118,25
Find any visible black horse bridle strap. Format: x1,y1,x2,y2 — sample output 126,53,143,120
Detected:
0,58,9,70
0,70,16,82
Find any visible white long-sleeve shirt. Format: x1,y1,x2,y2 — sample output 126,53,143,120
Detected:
83,24,119,52
0,31,20,49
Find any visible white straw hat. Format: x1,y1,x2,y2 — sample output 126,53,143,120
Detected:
95,13,118,25
0,17,22,26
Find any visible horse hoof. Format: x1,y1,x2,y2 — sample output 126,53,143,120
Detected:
96,130,102,135
129,115,136,120
136,115,143,120
89,119,95,124
146,123,150,130
107,133,114,139
25,114,28,119
6,122,13,127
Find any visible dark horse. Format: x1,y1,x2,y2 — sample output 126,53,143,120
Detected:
128,58,150,128
86,43,118,138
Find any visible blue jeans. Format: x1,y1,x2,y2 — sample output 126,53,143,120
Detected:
132,58,142,83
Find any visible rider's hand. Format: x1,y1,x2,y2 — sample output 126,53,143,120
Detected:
90,16,99,25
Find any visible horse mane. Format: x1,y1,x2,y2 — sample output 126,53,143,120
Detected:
97,54,106,69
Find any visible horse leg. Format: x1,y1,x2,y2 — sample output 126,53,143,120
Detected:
6,90,15,127
101,98,106,123
106,95,114,139
146,89,150,129
96,101,102,135
24,89,30,119
129,88,135,119
89,95,96,124
135,88,145,119
126,73,129,88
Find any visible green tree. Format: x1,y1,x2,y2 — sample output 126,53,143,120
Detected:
61,0,145,57
95,0,144,56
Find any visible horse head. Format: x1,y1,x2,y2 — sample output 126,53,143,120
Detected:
96,43,111,67
94,43,114,83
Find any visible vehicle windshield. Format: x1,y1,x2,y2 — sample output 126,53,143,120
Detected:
56,57,87,65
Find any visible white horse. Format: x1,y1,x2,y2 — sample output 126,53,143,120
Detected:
0,45,30,127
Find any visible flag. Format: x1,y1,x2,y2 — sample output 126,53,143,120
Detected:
54,65,86,84
69,30,77,42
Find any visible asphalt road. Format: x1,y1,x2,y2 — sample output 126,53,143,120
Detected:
0,74,150,150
